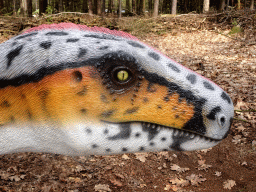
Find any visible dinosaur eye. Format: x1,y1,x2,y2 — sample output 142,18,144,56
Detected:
117,70,129,82
112,66,133,85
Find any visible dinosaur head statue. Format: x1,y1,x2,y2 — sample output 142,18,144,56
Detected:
0,23,233,155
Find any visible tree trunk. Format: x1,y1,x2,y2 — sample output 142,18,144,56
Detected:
59,0,63,12
152,0,159,17
148,0,152,14
27,0,32,17
171,0,177,15
126,0,130,14
0,0,3,13
250,0,254,10
108,0,113,13
39,0,48,15
140,0,145,15
203,0,210,13
132,0,136,13
237,0,241,9
88,0,93,14
97,0,101,15
118,0,122,18
13,0,16,15
102,0,105,16
20,0,27,16
219,0,225,11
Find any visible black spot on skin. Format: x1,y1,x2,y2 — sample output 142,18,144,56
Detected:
106,148,111,152
45,31,69,36
122,147,128,152
10,116,15,122
206,106,221,120
161,137,166,141
92,144,98,148
101,110,115,118
124,107,139,114
84,34,121,41
40,41,52,49
100,94,108,103
15,32,38,40
77,86,87,96
99,46,109,50
149,142,155,146
80,108,87,114
221,92,231,104
27,110,33,120
186,74,197,84
66,38,79,43
6,45,23,68
38,90,49,106
0,100,10,108
142,124,160,141
139,146,145,151
175,115,179,119
104,129,109,134
203,81,215,90
157,105,162,109
127,41,145,48
107,123,131,140
85,128,92,134
135,132,141,137
72,71,83,82
78,48,87,58
148,52,160,61
168,63,180,73
147,82,157,92
143,97,149,103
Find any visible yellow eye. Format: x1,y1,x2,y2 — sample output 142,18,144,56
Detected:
117,70,129,82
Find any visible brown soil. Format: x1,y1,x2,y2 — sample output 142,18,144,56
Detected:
0,14,255,192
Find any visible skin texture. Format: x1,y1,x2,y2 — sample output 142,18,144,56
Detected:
0,23,234,155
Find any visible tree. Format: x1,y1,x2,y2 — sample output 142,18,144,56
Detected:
203,0,210,13
97,0,101,15
140,0,145,15
152,0,159,17
237,0,241,9
88,0,93,14
219,0,225,11
27,0,32,17
20,0,27,16
250,0,254,10
118,0,121,18
126,0,130,14
171,0,177,15
39,0,48,15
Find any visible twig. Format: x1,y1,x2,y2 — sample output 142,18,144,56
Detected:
235,109,256,112
233,118,251,123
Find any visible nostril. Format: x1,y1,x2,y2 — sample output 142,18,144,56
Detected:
220,116,225,125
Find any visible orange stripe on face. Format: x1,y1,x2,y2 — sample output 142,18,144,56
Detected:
0,66,194,129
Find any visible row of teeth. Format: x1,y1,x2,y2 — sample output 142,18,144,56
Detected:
142,122,218,142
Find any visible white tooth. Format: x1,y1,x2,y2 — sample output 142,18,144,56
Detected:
190,134,195,139
157,127,161,132
184,132,189,137
195,136,200,143
173,130,178,137
147,123,151,128
179,131,184,137
152,124,156,129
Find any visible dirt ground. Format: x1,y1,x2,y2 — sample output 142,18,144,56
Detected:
0,15,255,192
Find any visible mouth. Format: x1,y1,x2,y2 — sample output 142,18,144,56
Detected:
103,120,221,152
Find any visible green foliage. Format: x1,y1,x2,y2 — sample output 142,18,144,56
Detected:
46,5,54,15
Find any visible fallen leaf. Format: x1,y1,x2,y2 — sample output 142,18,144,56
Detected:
170,164,190,173
94,184,112,192
197,160,212,171
232,135,242,144
170,177,190,187
135,153,148,162
110,178,123,187
223,180,236,190
121,154,130,160
215,171,222,177
186,174,206,185
235,124,246,132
